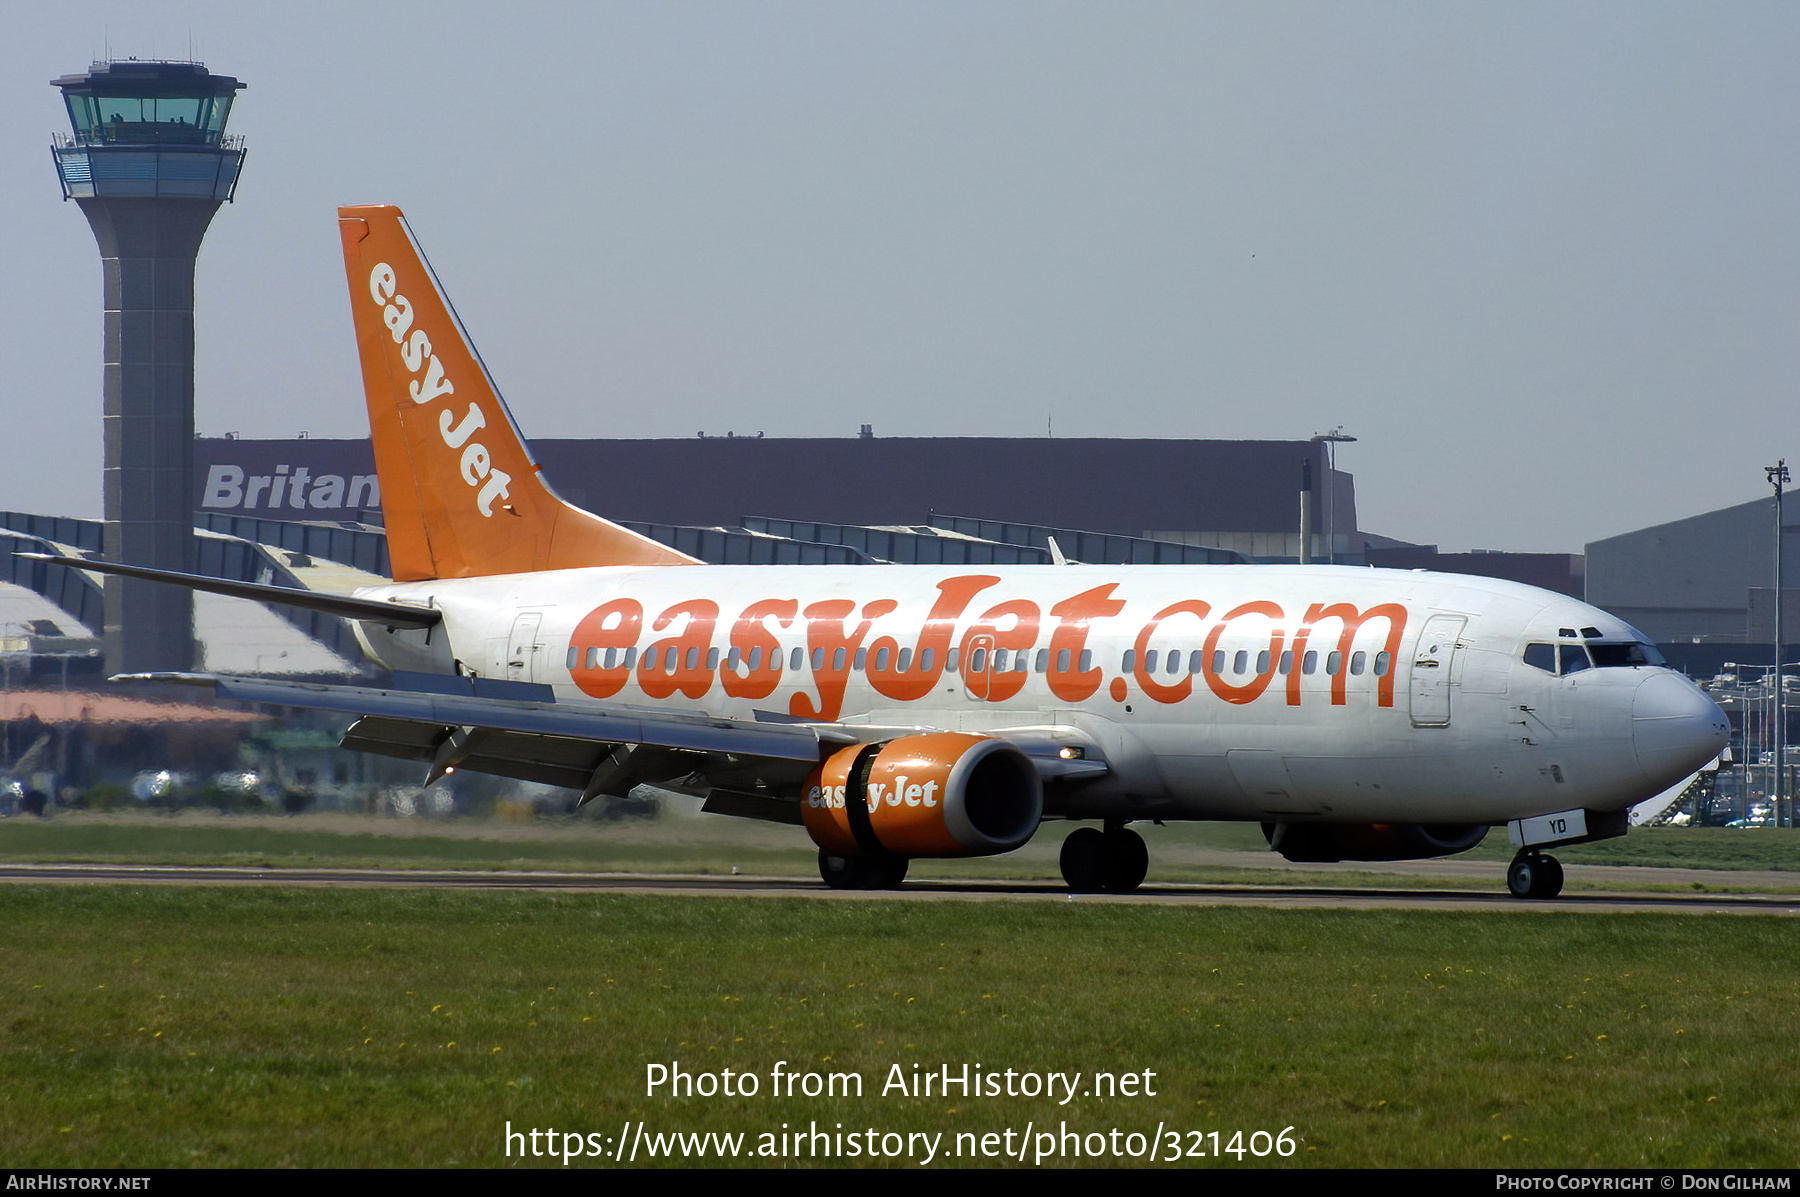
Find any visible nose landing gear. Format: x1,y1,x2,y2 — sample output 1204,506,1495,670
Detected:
1506,850,1564,899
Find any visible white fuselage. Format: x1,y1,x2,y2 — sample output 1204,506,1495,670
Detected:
352,563,1728,827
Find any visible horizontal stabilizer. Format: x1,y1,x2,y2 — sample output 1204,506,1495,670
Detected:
23,553,441,630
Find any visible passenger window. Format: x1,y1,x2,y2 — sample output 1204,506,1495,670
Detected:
832,647,847,671
1145,649,1159,673
1015,653,1029,674
1303,651,1318,674
1036,649,1049,673
1327,651,1342,675
1122,650,1135,673
1189,651,1204,674
623,647,637,669
603,647,617,670
1374,651,1390,676
566,647,579,670
1279,651,1292,675
917,648,933,672
707,648,720,670
726,647,742,671
1559,645,1591,675
946,648,960,673
854,648,866,671
1211,650,1225,674
790,647,804,672
1079,650,1093,673
1167,651,1181,676
1256,650,1270,674
1233,650,1249,675
748,646,763,671
1057,648,1071,673
685,646,700,671
875,646,890,672
1523,643,1555,673
1350,651,1366,676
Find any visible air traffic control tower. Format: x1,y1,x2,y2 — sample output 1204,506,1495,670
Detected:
51,61,246,673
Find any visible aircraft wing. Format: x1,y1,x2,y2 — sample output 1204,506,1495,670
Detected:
123,671,1107,821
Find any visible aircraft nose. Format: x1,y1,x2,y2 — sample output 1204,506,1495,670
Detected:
1632,673,1730,788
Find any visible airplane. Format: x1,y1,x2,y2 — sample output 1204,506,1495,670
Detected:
45,205,1732,899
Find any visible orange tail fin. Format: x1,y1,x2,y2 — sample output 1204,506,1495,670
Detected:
337,205,696,581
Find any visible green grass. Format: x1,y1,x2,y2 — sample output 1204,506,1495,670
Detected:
2,814,1797,893
0,886,1793,1168
0,814,815,876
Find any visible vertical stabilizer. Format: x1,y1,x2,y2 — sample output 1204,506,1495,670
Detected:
337,205,696,580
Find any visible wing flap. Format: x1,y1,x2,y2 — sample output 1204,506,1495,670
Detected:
338,717,633,790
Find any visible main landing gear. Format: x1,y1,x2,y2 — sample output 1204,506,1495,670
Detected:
1059,822,1149,893
1506,850,1565,899
818,850,909,890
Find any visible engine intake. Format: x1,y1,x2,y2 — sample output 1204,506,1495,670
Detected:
802,733,1043,858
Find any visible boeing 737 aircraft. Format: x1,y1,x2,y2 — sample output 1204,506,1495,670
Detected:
53,206,1731,899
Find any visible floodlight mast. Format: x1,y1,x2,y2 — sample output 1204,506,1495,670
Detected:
1769,459,1789,827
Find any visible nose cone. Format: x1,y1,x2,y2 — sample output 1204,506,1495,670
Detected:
1633,673,1731,788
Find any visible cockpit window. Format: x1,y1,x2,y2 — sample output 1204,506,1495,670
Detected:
1588,641,1665,668
1526,639,1664,675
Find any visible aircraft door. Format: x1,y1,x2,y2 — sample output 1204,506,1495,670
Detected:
1409,615,1466,728
506,612,544,682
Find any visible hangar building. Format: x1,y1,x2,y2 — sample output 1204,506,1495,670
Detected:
1585,496,1798,648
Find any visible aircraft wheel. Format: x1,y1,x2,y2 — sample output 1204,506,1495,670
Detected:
1506,853,1537,899
819,852,862,890
1102,827,1149,893
1060,827,1109,892
818,851,909,890
870,855,910,890
1535,855,1564,899
1507,852,1565,899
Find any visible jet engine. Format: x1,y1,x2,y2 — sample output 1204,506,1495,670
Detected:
1263,821,1490,863
802,733,1043,859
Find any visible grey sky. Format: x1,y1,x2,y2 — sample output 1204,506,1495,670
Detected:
4,1,1797,554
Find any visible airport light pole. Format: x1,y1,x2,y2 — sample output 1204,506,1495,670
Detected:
1768,460,1789,828
1311,428,1356,564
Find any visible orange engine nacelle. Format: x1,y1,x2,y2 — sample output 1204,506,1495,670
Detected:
801,733,1043,858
